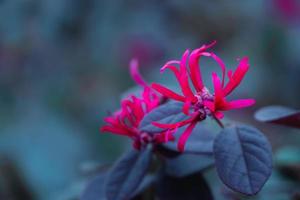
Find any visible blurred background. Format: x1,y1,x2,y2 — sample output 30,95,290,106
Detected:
0,0,300,199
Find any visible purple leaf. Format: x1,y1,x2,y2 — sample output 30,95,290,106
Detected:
131,175,156,198
81,174,155,200
154,144,181,158
214,125,272,195
105,147,152,200
163,123,216,154
156,172,214,200
164,154,214,178
139,101,189,133
80,174,106,200
255,105,300,128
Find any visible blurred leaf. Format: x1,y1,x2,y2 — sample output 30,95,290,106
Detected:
80,173,106,200
276,147,300,181
256,171,299,200
276,147,300,165
131,175,156,198
156,171,214,200
154,144,181,158
255,106,300,128
214,125,272,195
105,147,152,200
139,101,189,134
164,153,214,178
278,164,300,182
81,174,155,200
79,162,111,176
163,123,215,154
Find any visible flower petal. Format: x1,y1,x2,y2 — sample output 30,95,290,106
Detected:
177,121,197,152
161,60,180,73
214,111,224,119
129,59,148,88
151,83,186,102
100,125,132,136
223,57,250,96
152,113,198,129
210,53,226,87
188,41,216,92
183,99,192,115
212,72,224,105
224,99,256,110
189,50,205,92
179,50,196,100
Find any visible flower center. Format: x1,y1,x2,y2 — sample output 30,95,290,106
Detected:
194,87,214,118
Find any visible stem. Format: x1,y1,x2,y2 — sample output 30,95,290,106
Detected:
212,114,224,129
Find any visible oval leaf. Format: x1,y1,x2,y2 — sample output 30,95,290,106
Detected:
81,174,106,200
164,154,214,178
163,123,216,154
214,125,272,195
105,147,152,200
156,171,214,200
154,144,181,158
139,101,189,133
81,174,155,200
255,106,300,128
131,175,156,199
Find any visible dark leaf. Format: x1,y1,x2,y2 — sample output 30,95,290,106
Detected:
105,147,152,200
163,123,216,154
131,175,156,199
139,101,189,133
214,125,272,195
255,106,300,128
154,144,181,158
80,174,106,200
275,147,300,165
276,147,300,181
79,161,111,176
278,164,300,182
164,154,214,178
156,171,214,200
81,174,155,200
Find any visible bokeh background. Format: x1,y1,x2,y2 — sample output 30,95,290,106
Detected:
0,0,300,199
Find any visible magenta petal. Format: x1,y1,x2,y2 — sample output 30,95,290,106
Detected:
210,53,226,87
129,59,148,88
189,50,204,92
152,113,198,129
160,61,180,74
152,83,186,102
183,99,191,115
223,57,250,96
215,111,224,119
225,99,256,110
177,122,197,152
212,72,223,103
227,70,233,80
100,125,131,136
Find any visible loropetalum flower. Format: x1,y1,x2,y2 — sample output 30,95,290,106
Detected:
151,41,256,151
101,59,175,150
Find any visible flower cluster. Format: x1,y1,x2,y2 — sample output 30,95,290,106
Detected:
151,41,255,151
101,41,255,152
100,59,174,149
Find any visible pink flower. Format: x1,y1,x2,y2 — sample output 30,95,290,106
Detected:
101,59,174,150
151,41,255,152
273,0,300,23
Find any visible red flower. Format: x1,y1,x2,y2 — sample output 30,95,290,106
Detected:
101,59,174,150
151,42,255,152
